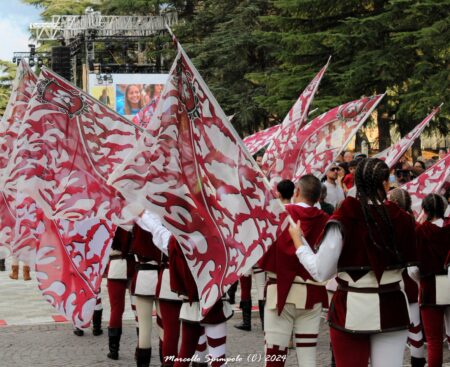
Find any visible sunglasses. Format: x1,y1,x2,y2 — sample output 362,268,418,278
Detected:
396,170,411,178
330,167,339,172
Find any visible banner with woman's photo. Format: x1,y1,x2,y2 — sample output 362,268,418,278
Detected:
88,73,168,119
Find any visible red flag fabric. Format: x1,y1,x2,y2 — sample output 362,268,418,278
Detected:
242,124,280,155
0,61,38,257
109,42,288,315
292,95,385,181
262,60,330,179
5,67,142,225
375,106,440,168
401,153,450,218
36,217,115,328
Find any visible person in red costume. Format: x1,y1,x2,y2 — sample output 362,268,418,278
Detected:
290,158,417,367
106,227,136,361
260,176,329,366
130,224,165,366
389,188,426,367
409,194,450,367
137,211,232,367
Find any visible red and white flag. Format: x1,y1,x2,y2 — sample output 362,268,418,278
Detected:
36,217,114,328
0,61,37,256
292,95,385,181
242,124,280,155
5,67,143,225
263,59,330,179
375,106,441,168
401,153,450,218
132,96,161,129
109,41,288,315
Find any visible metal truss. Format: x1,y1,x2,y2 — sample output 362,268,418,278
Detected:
29,10,178,42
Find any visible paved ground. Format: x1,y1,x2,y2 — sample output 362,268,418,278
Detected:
0,258,449,366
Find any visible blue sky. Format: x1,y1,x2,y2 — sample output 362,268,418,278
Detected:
0,1,41,61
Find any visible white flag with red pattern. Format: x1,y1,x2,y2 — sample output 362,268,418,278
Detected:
401,153,450,218
292,95,385,181
0,61,38,257
109,41,288,315
263,59,330,179
36,217,115,328
242,124,280,155
375,106,441,168
5,67,143,225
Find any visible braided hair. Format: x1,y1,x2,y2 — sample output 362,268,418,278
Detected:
389,188,413,215
422,193,447,221
355,158,400,260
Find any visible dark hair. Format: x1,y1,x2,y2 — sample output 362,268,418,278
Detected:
414,160,426,170
422,194,446,221
297,174,322,203
355,158,400,260
277,179,295,200
389,188,413,215
338,162,349,175
253,152,264,160
348,160,358,169
320,183,327,200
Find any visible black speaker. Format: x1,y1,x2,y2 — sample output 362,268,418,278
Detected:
51,46,72,81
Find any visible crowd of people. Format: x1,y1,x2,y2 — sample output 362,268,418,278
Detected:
4,150,449,367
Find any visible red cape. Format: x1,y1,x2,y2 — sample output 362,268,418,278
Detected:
260,203,329,314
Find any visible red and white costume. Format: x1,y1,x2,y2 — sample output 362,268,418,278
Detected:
137,211,232,367
413,219,450,367
130,224,163,352
107,227,136,329
296,197,417,367
260,202,329,367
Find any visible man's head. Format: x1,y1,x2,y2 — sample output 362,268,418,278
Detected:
343,151,354,163
276,179,295,202
326,163,340,182
395,169,412,184
439,148,447,160
294,174,322,205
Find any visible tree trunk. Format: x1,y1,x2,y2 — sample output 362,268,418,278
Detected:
377,111,391,151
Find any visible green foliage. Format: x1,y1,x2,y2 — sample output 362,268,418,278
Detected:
0,61,17,117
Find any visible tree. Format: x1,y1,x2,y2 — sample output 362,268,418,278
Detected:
0,61,17,117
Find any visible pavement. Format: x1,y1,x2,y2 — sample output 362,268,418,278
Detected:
0,258,449,366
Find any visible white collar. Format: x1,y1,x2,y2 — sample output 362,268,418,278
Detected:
432,218,444,228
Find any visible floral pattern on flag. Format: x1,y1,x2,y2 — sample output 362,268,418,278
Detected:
5,67,143,225
401,153,450,218
109,44,288,315
292,95,385,181
36,217,114,328
375,107,440,168
242,124,280,155
263,60,329,179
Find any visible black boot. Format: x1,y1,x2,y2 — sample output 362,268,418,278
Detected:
234,300,252,331
92,309,103,336
411,357,426,367
73,328,84,336
135,347,151,367
258,300,265,331
227,281,238,305
107,327,122,360
0,259,5,271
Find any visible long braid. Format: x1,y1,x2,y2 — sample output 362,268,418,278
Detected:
422,193,446,221
389,188,413,215
355,158,400,260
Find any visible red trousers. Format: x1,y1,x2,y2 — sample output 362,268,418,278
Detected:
421,306,449,367
107,279,128,328
240,275,252,302
330,327,370,366
175,322,203,367
159,300,182,366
